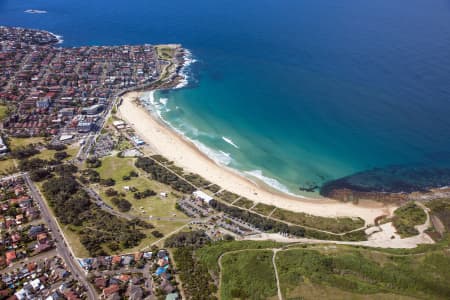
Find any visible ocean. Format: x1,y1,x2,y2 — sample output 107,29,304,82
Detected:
2,0,450,196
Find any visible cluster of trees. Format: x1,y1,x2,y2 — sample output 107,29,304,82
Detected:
18,157,61,171
41,171,149,256
135,157,195,193
100,178,115,186
210,200,305,236
29,163,79,182
53,151,68,161
151,230,164,238
111,197,132,212
122,170,138,181
42,175,92,226
86,157,101,168
164,230,210,248
80,169,100,183
29,168,53,182
173,247,218,300
78,210,147,256
10,145,39,159
46,143,67,151
105,188,118,197
133,189,156,199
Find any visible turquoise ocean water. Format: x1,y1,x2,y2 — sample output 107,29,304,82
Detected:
2,0,450,196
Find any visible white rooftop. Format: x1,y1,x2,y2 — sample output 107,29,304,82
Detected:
193,190,213,203
59,134,74,141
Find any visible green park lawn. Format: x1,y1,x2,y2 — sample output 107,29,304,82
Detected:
94,156,190,244
0,105,8,121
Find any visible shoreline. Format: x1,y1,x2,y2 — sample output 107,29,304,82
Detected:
117,91,398,224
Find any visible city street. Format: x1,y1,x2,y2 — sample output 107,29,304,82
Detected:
24,174,98,300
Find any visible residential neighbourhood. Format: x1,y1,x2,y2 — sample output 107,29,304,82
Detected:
0,176,54,269
1,255,87,300
0,26,183,141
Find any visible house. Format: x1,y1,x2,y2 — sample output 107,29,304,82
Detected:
77,121,92,133
36,233,48,244
119,274,130,283
111,255,121,265
121,255,133,266
0,137,8,154
134,252,143,261
160,279,175,294
112,120,125,129
5,250,16,265
127,285,143,300
102,284,119,299
166,292,179,300
11,233,21,243
36,99,50,109
94,277,108,290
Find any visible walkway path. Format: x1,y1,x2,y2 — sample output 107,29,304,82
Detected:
272,249,282,300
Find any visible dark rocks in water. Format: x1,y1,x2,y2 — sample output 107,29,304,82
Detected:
299,182,319,192
320,165,450,199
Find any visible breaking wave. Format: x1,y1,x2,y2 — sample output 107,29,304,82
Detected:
222,136,239,149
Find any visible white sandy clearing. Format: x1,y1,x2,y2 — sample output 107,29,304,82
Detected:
118,91,398,224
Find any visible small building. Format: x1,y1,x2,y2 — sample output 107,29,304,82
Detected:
192,190,214,204
59,134,74,142
130,136,144,146
0,136,8,154
36,99,50,109
59,107,75,117
112,120,125,129
77,121,92,133
83,104,104,115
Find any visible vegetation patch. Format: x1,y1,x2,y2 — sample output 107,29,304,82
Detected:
220,250,277,300
196,240,281,275
251,203,276,216
164,230,210,248
426,198,450,232
0,104,9,120
173,247,217,300
276,247,450,299
392,203,427,237
41,172,150,256
135,156,195,193
233,197,254,209
272,208,365,233
217,190,240,203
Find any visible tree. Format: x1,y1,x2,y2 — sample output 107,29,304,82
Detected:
54,151,68,161
100,178,115,186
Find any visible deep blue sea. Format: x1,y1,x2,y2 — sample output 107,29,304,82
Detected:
2,0,450,196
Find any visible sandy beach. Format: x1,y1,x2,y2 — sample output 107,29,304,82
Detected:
118,91,397,224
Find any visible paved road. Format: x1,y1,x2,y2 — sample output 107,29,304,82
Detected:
24,174,98,300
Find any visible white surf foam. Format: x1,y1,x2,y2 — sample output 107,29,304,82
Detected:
159,98,168,106
245,169,302,197
192,141,232,166
175,49,197,89
222,136,240,149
